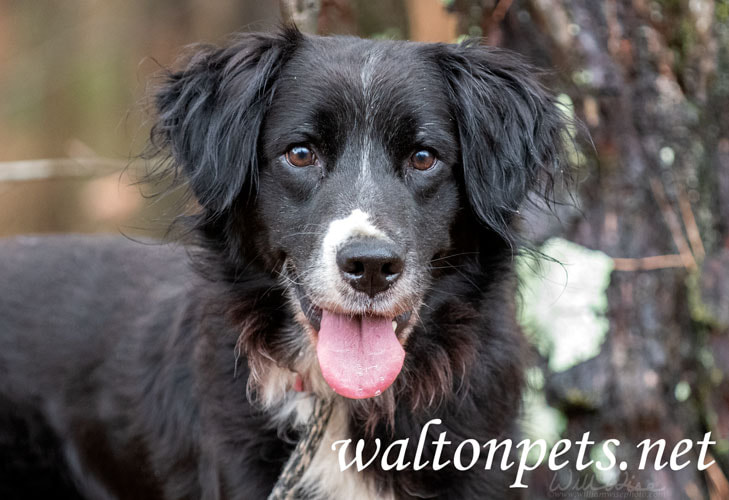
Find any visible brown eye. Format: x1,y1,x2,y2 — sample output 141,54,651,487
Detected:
410,149,436,171
286,145,317,167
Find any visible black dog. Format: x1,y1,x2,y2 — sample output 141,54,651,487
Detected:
0,26,566,499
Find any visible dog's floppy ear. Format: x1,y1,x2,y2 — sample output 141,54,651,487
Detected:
434,41,567,241
150,27,302,212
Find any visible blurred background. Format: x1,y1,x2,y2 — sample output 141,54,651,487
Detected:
1,0,728,498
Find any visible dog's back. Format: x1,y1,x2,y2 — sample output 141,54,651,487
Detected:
0,235,192,392
0,236,197,498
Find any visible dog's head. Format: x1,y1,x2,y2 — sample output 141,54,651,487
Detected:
150,27,565,403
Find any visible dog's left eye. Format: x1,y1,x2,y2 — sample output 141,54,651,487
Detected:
409,150,437,171
285,145,318,167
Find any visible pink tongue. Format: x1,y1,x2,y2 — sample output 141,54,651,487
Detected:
316,310,405,399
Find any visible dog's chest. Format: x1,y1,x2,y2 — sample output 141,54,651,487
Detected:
270,391,393,500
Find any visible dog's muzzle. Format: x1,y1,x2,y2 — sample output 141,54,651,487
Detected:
293,238,414,400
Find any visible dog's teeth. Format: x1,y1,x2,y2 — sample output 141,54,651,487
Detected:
392,321,397,331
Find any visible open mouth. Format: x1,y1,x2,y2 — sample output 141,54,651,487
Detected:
297,285,411,399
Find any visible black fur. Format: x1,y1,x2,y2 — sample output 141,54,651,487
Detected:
0,26,567,499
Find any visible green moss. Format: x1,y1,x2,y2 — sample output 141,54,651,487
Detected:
717,0,729,23
455,34,470,44
565,388,595,409
717,439,729,455
686,272,723,328
653,0,682,10
678,18,697,53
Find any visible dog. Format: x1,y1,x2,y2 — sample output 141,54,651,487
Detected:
0,26,567,499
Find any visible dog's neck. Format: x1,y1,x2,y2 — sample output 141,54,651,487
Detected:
259,366,393,500
267,396,333,500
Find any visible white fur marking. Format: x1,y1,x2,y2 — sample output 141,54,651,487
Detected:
360,51,379,93
260,366,296,409
261,374,391,499
323,209,385,256
299,402,393,500
359,50,381,181
319,209,387,300
359,139,371,181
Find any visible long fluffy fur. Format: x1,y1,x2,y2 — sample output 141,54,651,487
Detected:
0,26,569,499
145,27,567,498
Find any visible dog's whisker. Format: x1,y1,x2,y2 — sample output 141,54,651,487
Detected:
429,251,480,263
274,269,303,287
280,231,326,240
428,264,469,270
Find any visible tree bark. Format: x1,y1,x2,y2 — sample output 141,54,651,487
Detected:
446,0,729,497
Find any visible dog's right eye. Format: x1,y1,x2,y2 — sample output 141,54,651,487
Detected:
285,145,317,168
409,149,437,171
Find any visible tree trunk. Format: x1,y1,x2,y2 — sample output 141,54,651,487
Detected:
447,0,729,497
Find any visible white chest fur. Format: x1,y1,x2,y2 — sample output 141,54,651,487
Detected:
264,369,393,500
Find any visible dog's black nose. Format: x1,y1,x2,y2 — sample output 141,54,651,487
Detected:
336,239,404,297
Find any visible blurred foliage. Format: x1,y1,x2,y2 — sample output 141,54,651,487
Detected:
0,0,429,237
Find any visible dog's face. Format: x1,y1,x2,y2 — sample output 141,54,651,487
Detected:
152,28,564,403
254,38,461,398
